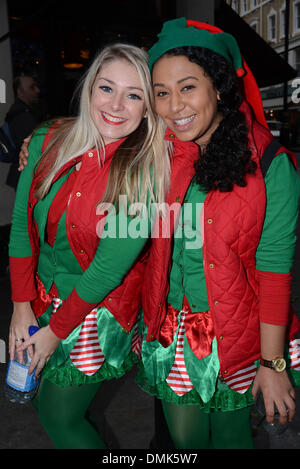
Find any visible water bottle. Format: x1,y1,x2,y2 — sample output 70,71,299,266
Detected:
4,325,40,404
253,393,289,435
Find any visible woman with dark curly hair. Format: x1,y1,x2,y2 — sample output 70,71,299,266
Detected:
137,18,300,449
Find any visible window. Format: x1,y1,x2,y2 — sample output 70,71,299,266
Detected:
295,47,300,73
250,20,258,32
251,0,258,8
268,13,276,41
280,9,286,37
295,2,300,31
241,0,248,14
232,0,238,12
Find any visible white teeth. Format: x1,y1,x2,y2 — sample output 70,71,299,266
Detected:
102,112,126,123
174,115,194,125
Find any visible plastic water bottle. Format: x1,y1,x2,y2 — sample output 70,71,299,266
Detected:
4,325,40,404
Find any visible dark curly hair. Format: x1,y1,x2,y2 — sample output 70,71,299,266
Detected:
164,46,257,192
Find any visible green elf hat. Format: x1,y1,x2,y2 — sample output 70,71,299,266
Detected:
148,17,267,129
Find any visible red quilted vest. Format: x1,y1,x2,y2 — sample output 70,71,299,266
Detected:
28,128,149,332
142,102,300,378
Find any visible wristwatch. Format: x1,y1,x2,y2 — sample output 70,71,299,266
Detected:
260,357,286,372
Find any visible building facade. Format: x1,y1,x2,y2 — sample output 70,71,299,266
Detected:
226,0,300,143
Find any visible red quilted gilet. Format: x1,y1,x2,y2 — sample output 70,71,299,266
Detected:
142,102,300,378
27,127,149,333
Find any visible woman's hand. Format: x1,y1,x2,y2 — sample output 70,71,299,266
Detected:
252,366,296,426
16,325,61,377
9,302,38,363
18,135,31,171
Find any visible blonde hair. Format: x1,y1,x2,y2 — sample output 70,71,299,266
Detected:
34,43,170,208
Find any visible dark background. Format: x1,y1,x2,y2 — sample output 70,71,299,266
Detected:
6,0,296,121
6,0,176,119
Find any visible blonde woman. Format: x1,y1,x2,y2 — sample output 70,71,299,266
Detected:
8,43,169,449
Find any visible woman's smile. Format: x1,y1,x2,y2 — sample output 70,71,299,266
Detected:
172,114,196,130
101,111,128,125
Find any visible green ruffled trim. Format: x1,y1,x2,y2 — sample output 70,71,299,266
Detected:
136,362,254,413
42,351,138,387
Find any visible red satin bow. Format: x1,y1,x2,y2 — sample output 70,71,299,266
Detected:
159,303,215,360
184,311,214,360
31,275,58,318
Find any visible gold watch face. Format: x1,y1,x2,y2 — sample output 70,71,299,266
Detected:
273,358,286,372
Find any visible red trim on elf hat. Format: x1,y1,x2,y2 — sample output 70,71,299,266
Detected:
186,19,268,129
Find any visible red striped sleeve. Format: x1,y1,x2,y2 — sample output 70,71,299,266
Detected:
257,270,291,325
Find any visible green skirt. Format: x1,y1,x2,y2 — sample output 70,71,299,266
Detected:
37,302,140,387
136,316,300,413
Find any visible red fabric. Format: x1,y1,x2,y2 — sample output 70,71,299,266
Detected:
49,288,97,339
159,304,180,347
184,310,215,360
14,126,150,336
142,105,300,378
47,167,78,246
9,257,37,301
160,298,214,360
257,270,292,325
31,276,58,318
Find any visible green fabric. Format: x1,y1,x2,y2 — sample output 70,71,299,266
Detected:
9,125,49,258
148,17,243,72
37,300,138,386
136,340,300,411
184,336,220,403
35,377,106,449
136,362,255,412
256,152,300,273
137,315,252,411
140,313,219,404
75,202,151,304
41,353,137,387
161,401,254,449
167,178,208,312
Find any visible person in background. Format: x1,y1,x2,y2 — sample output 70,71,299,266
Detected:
137,18,300,449
8,43,169,449
6,75,41,190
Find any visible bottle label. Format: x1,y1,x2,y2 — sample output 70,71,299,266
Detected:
6,360,38,392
